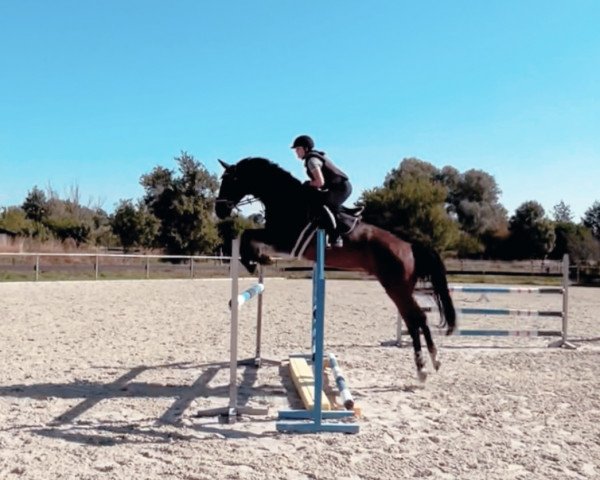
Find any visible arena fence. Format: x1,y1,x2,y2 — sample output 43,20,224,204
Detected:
0,252,230,280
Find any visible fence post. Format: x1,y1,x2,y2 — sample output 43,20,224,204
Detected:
146,257,150,279
35,255,40,281
190,257,194,278
95,255,99,280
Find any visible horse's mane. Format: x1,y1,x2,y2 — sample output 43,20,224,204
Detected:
236,157,302,188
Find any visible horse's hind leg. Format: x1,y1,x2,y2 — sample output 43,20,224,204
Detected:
400,303,430,382
407,304,442,373
421,323,441,371
379,278,430,381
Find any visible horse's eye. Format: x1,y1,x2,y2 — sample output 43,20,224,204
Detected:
222,170,237,181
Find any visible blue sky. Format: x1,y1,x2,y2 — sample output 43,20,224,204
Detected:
1,1,599,221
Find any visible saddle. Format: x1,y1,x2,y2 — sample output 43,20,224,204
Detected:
291,205,363,258
319,204,363,236
341,205,364,217
336,205,364,235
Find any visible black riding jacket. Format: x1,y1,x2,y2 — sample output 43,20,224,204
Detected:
303,150,349,187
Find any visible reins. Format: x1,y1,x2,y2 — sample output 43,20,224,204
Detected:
215,195,262,213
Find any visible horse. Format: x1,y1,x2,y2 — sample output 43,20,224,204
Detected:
215,157,456,380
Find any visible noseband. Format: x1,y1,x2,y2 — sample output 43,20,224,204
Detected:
215,198,237,210
215,196,260,212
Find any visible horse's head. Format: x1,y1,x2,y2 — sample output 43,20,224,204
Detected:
215,159,247,219
216,156,305,223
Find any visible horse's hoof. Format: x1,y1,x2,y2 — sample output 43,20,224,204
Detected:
417,370,428,382
258,254,273,265
433,360,441,371
242,261,257,275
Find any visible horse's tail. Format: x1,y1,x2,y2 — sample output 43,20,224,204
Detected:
412,244,456,335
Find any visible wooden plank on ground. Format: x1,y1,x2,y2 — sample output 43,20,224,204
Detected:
288,356,330,411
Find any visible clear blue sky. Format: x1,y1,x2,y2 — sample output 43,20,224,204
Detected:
1,1,599,221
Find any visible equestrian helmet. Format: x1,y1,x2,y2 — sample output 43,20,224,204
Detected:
291,135,314,150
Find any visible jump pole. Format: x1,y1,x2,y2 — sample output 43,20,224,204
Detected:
327,352,355,410
276,229,359,434
197,237,269,422
396,254,575,348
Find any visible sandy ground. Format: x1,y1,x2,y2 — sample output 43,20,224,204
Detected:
0,278,599,480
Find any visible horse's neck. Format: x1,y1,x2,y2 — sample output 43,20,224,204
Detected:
264,201,305,225
248,169,309,246
262,194,310,245
253,180,302,215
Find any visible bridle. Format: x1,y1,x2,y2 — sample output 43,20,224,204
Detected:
216,163,263,214
215,195,261,213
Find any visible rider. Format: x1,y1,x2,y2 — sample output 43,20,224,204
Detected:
291,134,352,247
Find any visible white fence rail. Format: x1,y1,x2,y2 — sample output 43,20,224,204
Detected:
0,252,232,281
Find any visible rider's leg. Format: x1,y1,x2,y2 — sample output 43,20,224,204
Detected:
324,182,352,247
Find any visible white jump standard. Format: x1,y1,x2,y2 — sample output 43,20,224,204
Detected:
398,254,575,349
196,237,269,422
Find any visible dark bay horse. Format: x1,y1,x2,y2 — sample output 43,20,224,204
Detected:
216,157,456,380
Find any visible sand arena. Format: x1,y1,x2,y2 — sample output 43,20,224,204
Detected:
1,279,599,479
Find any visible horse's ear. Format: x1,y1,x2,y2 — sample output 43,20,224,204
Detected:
218,159,231,170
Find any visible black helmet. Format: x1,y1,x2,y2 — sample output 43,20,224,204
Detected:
291,135,314,150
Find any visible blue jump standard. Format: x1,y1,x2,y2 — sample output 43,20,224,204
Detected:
276,230,359,434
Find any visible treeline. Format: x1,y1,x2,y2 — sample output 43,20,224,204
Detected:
360,158,600,263
1,152,599,264
0,153,255,255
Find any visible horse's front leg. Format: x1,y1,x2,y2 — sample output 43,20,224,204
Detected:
239,229,272,274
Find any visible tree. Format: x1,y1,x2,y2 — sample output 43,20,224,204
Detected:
442,168,508,239
568,228,600,264
111,200,159,252
582,201,600,240
140,152,220,255
550,201,577,261
362,157,516,256
383,157,439,188
0,207,36,235
37,183,102,246
551,221,600,263
455,231,485,258
552,200,573,223
22,186,47,223
361,172,460,251
45,217,91,246
90,207,115,248
506,201,555,259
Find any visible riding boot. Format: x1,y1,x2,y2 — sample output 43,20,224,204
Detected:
317,206,344,248
328,229,343,248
